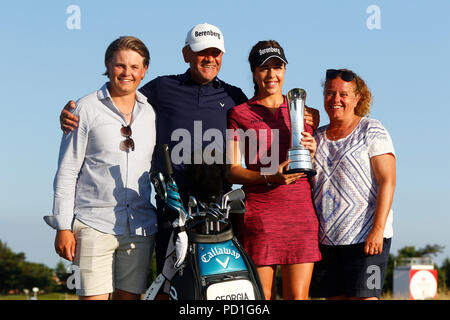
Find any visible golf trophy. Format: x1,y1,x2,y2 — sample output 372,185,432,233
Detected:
286,88,316,176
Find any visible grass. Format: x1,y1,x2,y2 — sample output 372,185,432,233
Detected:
381,290,450,300
0,293,77,300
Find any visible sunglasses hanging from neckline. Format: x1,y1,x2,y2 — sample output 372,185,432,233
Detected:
121,125,135,151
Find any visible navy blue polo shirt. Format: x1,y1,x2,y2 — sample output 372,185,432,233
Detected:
139,69,247,189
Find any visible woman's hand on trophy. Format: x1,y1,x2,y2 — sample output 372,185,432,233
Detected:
266,160,306,185
300,132,317,159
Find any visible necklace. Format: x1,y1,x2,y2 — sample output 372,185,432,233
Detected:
120,109,133,117
121,111,132,117
327,117,360,140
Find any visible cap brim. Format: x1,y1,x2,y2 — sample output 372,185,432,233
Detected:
258,55,288,67
189,42,226,53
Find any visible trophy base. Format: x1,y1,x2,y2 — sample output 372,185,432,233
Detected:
284,167,317,177
285,147,316,177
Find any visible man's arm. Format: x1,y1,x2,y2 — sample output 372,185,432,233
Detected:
60,101,79,134
49,103,88,260
305,106,320,130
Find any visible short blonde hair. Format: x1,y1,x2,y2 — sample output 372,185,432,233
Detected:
103,36,150,76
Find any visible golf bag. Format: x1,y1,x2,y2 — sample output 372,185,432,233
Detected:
143,146,264,300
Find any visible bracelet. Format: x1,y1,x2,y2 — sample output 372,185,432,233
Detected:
263,174,272,186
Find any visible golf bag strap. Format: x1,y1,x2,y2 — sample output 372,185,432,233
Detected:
143,231,181,299
143,273,166,300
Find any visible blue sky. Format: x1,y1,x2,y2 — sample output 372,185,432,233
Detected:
1,0,449,270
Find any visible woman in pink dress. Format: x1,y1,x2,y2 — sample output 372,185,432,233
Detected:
227,40,321,300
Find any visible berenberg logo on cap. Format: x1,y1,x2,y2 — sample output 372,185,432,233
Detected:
195,30,221,40
259,47,281,56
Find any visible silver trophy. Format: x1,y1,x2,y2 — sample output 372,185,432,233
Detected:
286,88,316,176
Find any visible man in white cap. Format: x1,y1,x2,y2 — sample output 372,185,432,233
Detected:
58,23,319,282
182,22,226,85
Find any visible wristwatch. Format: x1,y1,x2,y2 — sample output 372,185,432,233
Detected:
263,174,272,186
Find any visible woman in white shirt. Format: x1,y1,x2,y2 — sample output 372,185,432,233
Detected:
310,69,396,300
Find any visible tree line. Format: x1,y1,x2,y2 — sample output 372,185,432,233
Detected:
0,240,59,293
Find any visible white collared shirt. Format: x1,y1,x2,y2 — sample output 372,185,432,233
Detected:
45,83,157,236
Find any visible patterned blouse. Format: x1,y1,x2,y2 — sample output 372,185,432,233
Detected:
312,117,395,245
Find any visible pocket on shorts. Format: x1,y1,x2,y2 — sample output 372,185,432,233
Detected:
72,218,85,237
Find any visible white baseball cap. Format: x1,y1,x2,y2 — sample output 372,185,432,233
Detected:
185,23,226,53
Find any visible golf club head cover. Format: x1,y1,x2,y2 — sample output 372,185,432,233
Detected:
162,179,189,269
149,171,167,202
161,179,188,226
173,227,188,269
166,179,189,222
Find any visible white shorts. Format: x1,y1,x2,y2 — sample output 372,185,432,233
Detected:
72,219,155,297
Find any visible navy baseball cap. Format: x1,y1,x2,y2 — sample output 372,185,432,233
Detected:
249,45,288,70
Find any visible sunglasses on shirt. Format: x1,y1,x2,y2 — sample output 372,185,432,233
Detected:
121,125,135,151
326,69,357,82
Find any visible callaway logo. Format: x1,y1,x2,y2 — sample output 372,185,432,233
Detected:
219,102,225,107
195,30,221,39
215,256,230,268
201,246,241,266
